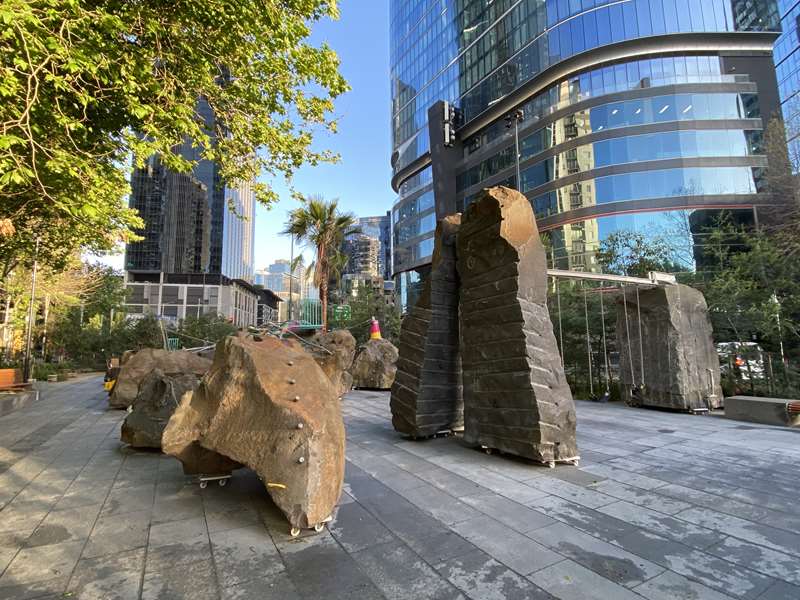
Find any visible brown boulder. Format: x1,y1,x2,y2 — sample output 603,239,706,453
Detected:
457,186,578,464
120,370,201,449
350,339,399,390
162,334,345,530
616,284,723,410
309,329,356,396
109,349,211,409
391,214,463,437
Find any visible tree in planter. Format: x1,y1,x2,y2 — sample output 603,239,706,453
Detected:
282,196,358,331
1,0,348,274
331,284,401,345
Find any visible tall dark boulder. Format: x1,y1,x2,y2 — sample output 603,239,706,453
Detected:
457,186,578,465
391,214,463,437
616,284,722,411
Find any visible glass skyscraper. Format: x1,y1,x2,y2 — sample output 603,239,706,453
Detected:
391,0,783,309
775,0,800,159
126,98,256,282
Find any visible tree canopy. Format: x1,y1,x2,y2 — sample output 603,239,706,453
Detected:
0,0,348,274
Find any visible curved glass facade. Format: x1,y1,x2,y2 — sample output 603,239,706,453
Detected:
390,0,781,308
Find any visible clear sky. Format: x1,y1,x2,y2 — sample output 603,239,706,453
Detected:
253,0,394,270
96,0,393,271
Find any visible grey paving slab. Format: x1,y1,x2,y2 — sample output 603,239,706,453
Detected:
527,558,646,600
525,521,665,587
82,508,151,559
614,528,775,599
598,500,722,550
451,515,563,576
329,500,396,553
25,503,102,547
588,479,693,515
435,549,556,600
142,558,219,600
221,572,302,600
675,506,800,556
705,536,800,586
66,547,145,600
0,539,84,588
460,492,556,533
756,580,800,600
3,379,800,599
351,540,464,600
633,570,737,600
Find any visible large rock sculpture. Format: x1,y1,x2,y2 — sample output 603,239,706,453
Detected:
109,349,211,409
309,329,356,397
457,186,578,465
616,284,722,411
120,370,201,449
391,215,463,437
162,334,345,531
350,339,399,390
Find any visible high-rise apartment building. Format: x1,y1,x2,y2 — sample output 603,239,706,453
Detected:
352,214,393,280
391,0,784,309
774,0,800,158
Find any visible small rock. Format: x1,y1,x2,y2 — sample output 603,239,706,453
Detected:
309,329,357,397
350,339,399,390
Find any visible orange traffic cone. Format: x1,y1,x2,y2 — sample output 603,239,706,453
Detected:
369,317,382,340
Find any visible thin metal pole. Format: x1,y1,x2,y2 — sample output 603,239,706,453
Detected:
622,286,636,388
555,278,564,357
599,288,610,392
288,237,294,321
635,286,645,388
23,238,40,382
583,285,594,397
514,116,522,190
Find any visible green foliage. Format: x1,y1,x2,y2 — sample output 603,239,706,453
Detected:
330,286,400,346
282,195,358,330
597,230,683,276
1,0,347,273
174,314,236,346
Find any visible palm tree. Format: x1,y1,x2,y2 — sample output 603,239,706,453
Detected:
282,196,358,331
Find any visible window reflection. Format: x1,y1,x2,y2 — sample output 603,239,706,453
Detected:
520,130,763,193
532,166,759,219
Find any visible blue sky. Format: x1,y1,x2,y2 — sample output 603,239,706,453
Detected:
253,0,394,269
98,1,393,271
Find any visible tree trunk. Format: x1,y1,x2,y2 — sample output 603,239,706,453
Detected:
321,279,328,332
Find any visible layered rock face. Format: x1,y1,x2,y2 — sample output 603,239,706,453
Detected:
162,334,345,529
309,329,356,397
109,349,211,409
120,370,201,449
616,284,722,410
391,215,463,437
457,186,578,463
350,339,399,390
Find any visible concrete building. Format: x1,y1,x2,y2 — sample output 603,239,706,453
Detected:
352,214,392,280
390,0,784,309
123,272,259,328
342,234,381,277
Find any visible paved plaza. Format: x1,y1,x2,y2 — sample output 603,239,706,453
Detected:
0,376,799,599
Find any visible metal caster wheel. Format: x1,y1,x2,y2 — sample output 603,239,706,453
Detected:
547,462,555,469
199,481,208,489
290,527,301,538
218,479,227,487
314,523,325,532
